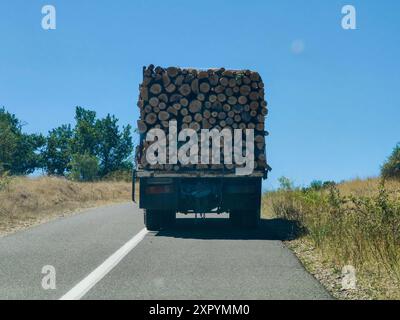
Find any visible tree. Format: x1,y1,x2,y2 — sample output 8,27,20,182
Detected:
382,143,400,179
96,114,133,176
71,107,99,156
69,153,99,182
0,107,44,175
42,124,73,175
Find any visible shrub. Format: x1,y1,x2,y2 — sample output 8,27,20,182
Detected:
382,143,400,179
68,153,99,182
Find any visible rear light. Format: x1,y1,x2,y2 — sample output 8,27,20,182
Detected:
146,185,174,194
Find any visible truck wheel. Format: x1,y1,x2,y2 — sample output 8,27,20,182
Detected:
229,210,242,227
163,211,176,227
144,210,161,231
242,209,260,229
230,209,260,228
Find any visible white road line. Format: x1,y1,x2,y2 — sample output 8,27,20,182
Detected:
59,228,148,300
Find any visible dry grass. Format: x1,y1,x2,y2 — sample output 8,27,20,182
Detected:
0,176,133,236
262,177,400,300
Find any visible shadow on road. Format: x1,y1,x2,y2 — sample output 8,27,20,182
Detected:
155,218,302,241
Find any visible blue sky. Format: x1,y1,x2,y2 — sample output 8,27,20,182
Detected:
0,0,399,189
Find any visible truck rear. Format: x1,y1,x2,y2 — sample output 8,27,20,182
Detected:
133,65,270,230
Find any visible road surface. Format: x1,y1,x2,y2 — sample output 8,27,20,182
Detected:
0,203,331,300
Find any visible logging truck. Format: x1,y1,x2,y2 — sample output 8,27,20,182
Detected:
132,66,270,230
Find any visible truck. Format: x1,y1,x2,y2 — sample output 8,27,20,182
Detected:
132,65,270,230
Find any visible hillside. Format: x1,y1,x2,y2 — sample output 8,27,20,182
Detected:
0,176,133,236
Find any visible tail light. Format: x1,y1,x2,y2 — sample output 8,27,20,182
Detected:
146,185,174,194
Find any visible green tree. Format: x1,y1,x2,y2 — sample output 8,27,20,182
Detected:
96,114,133,177
382,143,400,179
71,107,99,156
69,153,99,182
43,124,73,175
0,107,44,175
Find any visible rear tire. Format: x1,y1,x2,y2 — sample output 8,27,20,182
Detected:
144,210,176,231
230,209,260,229
144,210,161,231
242,209,260,229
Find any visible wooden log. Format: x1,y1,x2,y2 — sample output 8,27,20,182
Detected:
175,75,184,86
189,122,200,132
225,117,234,126
209,94,217,103
239,85,251,96
225,87,234,97
202,119,212,129
217,93,226,103
227,96,237,105
137,120,147,134
170,94,183,103
222,104,231,112
180,98,189,107
249,91,259,101
220,77,229,86
198,71,208,79
238,96,248,105
158,111,170,121
140,86,149,101
209,74,219,86
250,101,259,110
162,72,171,86
256,123,265,131
167,67,179,78
203,110,211,119
150,84,162,95
194,113,203,122
158,93,168,103
149,97,159,107
197,93,206,102
183,115,192,123
165,83,176,93
167,106,178,116
189,100,202,113
180,108,189,116
179,84,191,96
191,79,199,94
215,85,225,94
218,112,226,120
159,102,167,110
250,72,260,81
199,82,211,93
145,113,157,125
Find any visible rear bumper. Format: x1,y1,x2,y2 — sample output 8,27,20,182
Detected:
138,176,261,213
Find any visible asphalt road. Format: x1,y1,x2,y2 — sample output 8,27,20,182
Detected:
0,203,331,300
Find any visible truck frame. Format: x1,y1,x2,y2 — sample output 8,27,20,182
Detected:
132,169,268,230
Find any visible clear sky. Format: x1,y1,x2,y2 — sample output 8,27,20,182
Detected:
1,0,399,189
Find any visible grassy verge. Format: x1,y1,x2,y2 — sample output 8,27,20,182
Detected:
262,178,400,300
0,176,134,236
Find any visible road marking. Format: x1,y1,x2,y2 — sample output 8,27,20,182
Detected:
59,228,148,300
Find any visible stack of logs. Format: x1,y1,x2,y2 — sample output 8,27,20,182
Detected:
136,65,268,172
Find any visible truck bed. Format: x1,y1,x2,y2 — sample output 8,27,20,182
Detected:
135,169,266,178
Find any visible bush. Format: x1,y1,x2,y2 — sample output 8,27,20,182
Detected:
68,153,99,182
382,143,400,179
